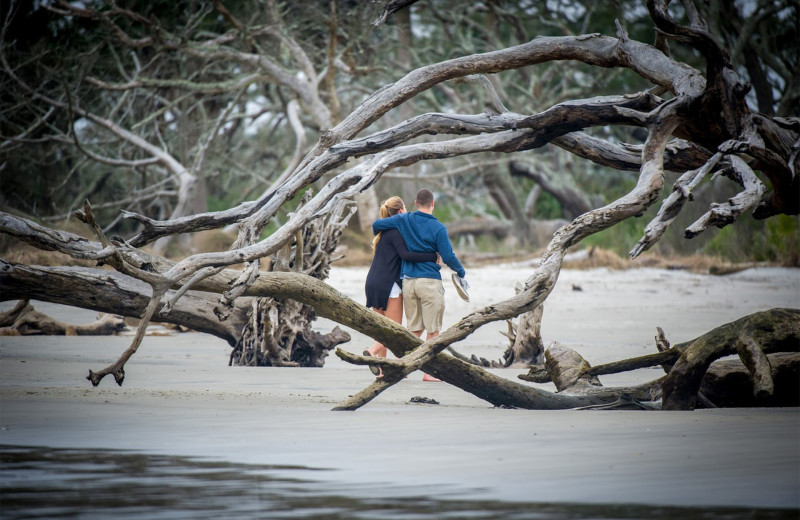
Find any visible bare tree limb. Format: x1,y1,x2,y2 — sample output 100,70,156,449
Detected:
630,152,723,258
684,155,766,238
662,308,800,410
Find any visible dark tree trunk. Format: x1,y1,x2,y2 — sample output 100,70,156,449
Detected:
482,167,532,245
701,353,800,407
509,161,592,218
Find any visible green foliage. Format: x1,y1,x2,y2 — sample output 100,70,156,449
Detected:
531,192,562,220
582,215,647,257
705,214,800,265
429,200,457,225
579,207,800,267
767,215,800,265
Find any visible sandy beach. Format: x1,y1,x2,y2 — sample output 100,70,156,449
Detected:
1,264,799,517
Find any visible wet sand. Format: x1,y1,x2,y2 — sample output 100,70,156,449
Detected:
1,265,799,512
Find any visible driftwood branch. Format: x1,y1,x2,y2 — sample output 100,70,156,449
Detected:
734,333,775,398
86,286,167,386
684,154,766,238
333,92,691,410
526,309,799,409
662,308,800,410
0,303,125,337
631,152,723,258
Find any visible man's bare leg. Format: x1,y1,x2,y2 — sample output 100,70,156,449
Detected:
422,331,442,382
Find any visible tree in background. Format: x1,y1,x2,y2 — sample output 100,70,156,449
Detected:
3,1,797,258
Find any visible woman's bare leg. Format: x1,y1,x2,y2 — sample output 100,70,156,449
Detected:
366,296,403,376
367,295,403,357
366,307,388,358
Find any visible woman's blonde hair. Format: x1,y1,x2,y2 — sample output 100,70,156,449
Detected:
371,196,405,250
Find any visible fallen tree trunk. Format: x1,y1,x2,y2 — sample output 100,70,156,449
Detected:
3,258,797,410
0,300,33,326
0,261,251,346
0,194,355,368
523,309,800,409
0,302,125,336
0,257,617,409
0,260,352,368
661,308,800,410
701,352,800,408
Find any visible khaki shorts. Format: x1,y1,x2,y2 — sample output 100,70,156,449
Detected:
403,278,445,333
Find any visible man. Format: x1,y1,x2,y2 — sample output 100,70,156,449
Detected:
372,189,467,380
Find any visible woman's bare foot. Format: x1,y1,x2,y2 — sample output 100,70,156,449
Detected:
363,350,382,376
422,374,441,382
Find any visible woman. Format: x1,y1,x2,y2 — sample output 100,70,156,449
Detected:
363,196,438,376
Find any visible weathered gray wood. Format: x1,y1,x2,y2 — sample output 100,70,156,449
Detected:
0,261,250,346
734,334,775,398
684,154,766,238
229,197,355,368
631,153,723,258
545,342,603,392
701,353,800,408
662,308,800,410
647,0,798,216
0,304,125,336
550,133,713,173
504,304,545,367
582,310,799,409
0,300,32,327
586,350,680,376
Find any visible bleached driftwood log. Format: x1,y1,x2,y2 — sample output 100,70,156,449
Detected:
0,301,125,337
528,308,800,410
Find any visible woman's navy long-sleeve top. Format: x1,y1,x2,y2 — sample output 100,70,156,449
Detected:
365,228,437,310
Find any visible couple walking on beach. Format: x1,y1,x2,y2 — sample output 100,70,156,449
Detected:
363,188,469,380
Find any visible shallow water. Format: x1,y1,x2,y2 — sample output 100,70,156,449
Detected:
1,446,795,520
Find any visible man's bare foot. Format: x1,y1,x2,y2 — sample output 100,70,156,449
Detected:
422,374,441,382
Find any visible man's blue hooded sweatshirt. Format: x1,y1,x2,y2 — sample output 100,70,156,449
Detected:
373,211,465,280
